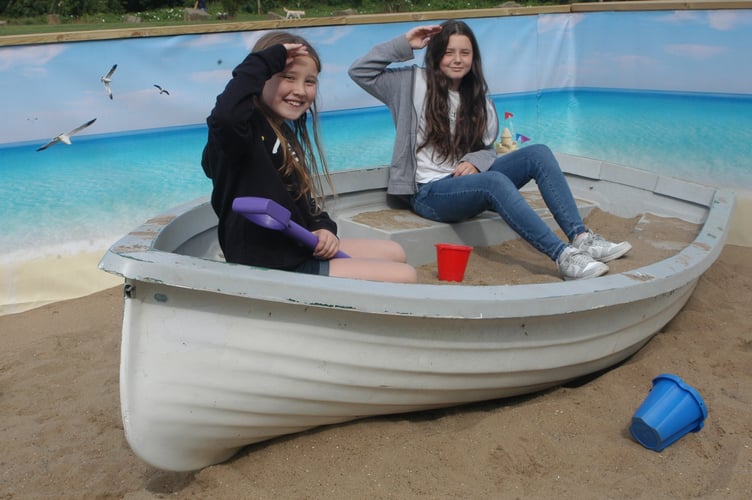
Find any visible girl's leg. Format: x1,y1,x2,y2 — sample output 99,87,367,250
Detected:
412,171,567,260
489,144,587,242
490,145,631,263
329,239,417,283
329,258,417,283
339,239,407,262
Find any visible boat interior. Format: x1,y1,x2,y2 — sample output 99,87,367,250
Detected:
170,153,716,270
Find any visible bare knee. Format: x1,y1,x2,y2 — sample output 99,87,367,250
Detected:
384,262,417,283
399,264,418,283
383,240,408,263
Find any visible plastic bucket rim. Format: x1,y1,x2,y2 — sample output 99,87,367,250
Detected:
435,243,473,251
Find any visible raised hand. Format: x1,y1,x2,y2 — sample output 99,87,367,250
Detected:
405,25,443,50
282,43,309,66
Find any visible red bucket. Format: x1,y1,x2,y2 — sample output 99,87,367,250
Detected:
435,243,473,282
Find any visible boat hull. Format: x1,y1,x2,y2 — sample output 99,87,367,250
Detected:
100,154,734,470
121,279,696,471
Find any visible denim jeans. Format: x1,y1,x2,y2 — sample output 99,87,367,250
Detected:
411,144,587,261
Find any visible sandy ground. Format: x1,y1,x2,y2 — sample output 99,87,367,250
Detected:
0,250,122,316
1,209,751,498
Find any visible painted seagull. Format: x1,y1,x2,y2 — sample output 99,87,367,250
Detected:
153,84,170,95
36,118,97,152
101,64,117,99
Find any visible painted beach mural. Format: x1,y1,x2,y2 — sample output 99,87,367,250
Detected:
1,7,751,307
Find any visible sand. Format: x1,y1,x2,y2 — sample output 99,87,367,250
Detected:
1,251,122,316
1,210,751,497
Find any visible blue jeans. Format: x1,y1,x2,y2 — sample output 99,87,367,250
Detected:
411,144,587,261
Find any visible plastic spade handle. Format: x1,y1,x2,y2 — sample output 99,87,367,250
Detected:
232,197,349,258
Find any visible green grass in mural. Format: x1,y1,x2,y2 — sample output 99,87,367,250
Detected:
0,2,566,37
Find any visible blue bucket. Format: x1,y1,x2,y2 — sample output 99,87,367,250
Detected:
629,374,708,452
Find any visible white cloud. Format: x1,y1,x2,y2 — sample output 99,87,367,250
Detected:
665,44,726,59
657,10,751,31
19,66,48,79
0,44,65,70
306,25,354,45
538,13,584,34
322,62,346,75
180,32,240,48
708,11,747,31
240,31,266,51
614,54,657,69
655,11,701,25
191,68,233,85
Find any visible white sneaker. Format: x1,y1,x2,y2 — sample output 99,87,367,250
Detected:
573,232,632,263
557,246,609,280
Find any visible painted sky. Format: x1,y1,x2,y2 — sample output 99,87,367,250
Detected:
1,9,750,146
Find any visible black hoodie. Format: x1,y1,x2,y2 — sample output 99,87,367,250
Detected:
201,44,337,270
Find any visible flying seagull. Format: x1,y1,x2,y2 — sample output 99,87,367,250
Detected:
153,84,170,95
101,64,117,99
36,118,97,152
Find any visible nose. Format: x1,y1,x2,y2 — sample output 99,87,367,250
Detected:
291,78,306,95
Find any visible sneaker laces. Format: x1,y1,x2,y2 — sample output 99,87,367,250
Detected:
562,247,595,267
574,231,595,247
588,233,611,247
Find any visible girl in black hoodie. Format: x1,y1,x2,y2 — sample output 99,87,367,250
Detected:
202,31,416,283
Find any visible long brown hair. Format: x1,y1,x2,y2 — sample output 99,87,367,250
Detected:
252,31,333,212
420,20,489,165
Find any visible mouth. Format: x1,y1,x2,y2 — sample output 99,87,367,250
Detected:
284,98,306,107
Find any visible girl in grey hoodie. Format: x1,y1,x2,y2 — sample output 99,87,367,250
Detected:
349,20,631,280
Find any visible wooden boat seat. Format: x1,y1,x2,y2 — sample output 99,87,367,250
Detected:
331,188,597,266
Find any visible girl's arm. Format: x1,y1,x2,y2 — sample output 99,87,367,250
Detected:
347,33,419,103
206,44,288,150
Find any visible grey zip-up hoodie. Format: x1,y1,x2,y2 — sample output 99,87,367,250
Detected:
348,34,499,196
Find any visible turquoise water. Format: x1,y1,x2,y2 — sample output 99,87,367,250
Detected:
2,89,751,258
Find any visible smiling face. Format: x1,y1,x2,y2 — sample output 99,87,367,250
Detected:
261,55,318,121
439,34,473,90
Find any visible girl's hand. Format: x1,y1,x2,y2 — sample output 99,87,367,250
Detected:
406,25,443,50
312,229,340,260
282,43,309,66
453,161,479,176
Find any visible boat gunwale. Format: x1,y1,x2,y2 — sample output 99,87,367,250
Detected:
98,154,735,319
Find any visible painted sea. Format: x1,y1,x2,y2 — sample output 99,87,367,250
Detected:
1,89,751,260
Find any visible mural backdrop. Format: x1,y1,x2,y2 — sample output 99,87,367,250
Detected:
3,10,751,143
1,9,751,261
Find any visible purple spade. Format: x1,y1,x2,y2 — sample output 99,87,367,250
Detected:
232,197,349,258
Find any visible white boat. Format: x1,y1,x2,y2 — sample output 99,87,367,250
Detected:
98,153,734,471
